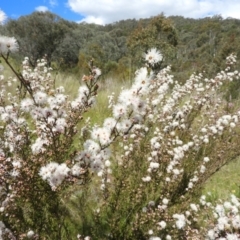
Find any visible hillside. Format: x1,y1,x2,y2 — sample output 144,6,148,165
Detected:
0,12,240,81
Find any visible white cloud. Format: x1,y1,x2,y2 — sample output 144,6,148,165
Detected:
0,9,7,25
35,6,49,12
67,0,240,25
78,16,105,25
49,0,58,7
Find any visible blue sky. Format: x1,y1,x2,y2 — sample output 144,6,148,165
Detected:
1,0,240,25
0,0,84,22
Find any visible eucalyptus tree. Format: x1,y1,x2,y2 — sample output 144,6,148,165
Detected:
5,11,76,66
127,14,178,67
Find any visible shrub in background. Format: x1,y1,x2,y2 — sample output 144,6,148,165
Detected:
0,36,240,239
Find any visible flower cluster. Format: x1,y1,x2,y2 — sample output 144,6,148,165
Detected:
77,52,240,239
0,36,19,54
144,48,163,66
205,195,240,240
0,38,104,238
39,162,70,190
1,37,240,239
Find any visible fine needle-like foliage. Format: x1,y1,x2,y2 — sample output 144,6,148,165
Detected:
0,35,240,240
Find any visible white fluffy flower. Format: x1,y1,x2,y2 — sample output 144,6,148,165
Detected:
84,139,101,155
200,165,206,173
12,160,21,169
27,230,34,238
78,86,89,101
144,48,163,66
203,157,210,162
0,36,19,54
113,103,127,119
149,162,160,169
226,233,239,240
20,98,34,112
71,164,81,176
149,237,161,240
158,220,167,229
39,162,70,189
190,203,198,212
31,137,48,154
207,229,215,240
34,91,47,105
93,67,101,77
54,118,67,133
142,176,151,182
103,117,117,131
173,214,186,229
91,127,111,146
134,67,149,87
162,198,169,205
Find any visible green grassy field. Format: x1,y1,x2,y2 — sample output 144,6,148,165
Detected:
203,156,240,201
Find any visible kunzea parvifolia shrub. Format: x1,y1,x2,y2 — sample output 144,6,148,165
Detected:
1,36,240,240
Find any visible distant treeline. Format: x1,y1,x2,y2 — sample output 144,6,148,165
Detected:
0,11,240,82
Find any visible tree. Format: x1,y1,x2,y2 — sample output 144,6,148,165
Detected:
5,11,76,66
127,14,178,66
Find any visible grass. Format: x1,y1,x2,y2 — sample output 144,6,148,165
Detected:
55,72,133,125
203,156,240,201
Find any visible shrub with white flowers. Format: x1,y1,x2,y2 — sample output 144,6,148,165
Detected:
1,35,240,239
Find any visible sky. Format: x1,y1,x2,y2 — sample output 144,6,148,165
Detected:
0,0,240,25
